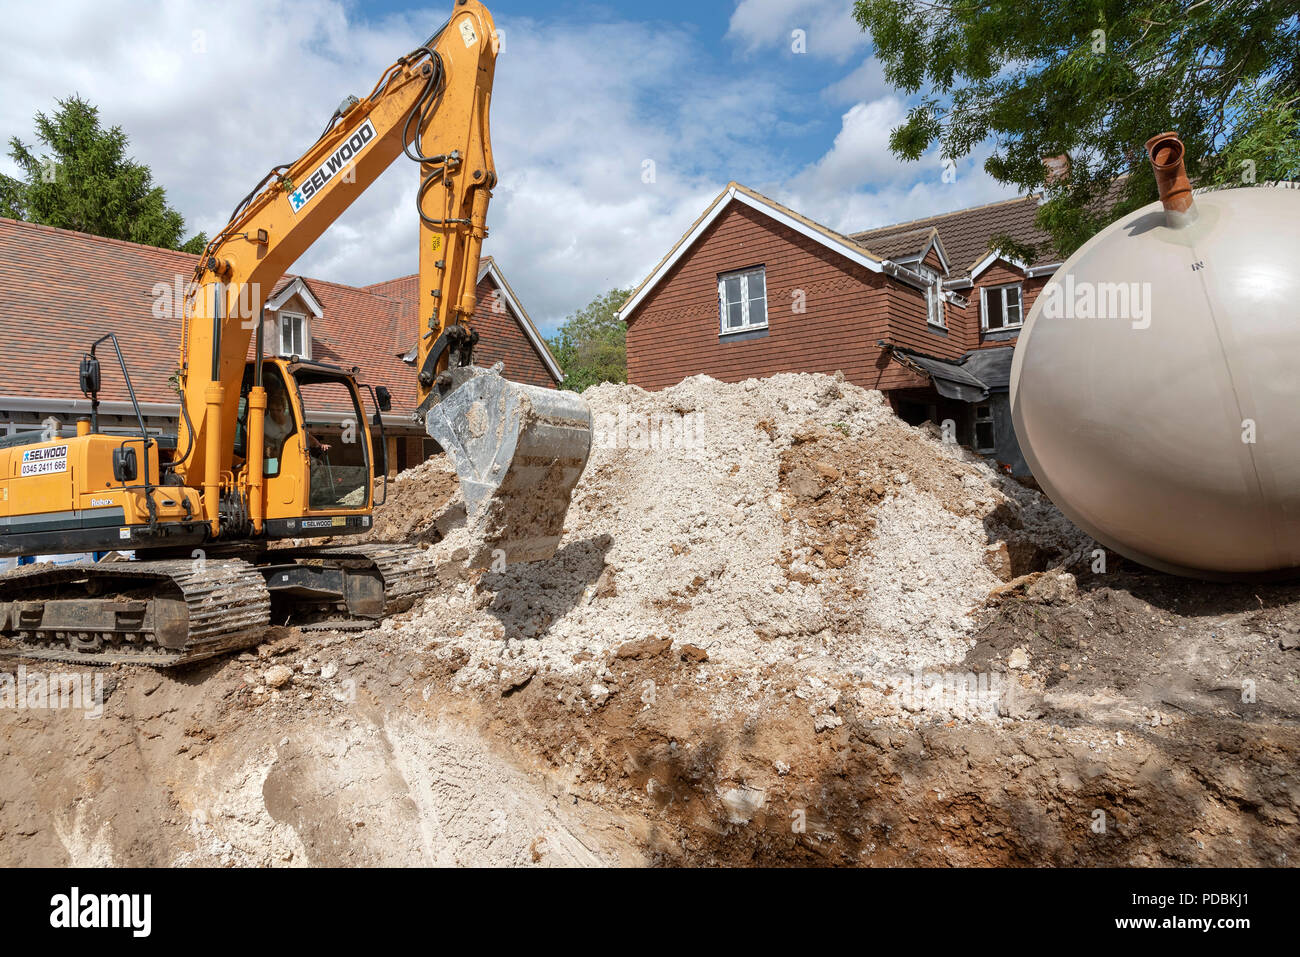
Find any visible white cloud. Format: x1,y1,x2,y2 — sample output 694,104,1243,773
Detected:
822,57,887,105
770,98,1020,237
0,0,1018,340
727,0,867,61
787,96,914,196
0,0,427,278
0,1,779,334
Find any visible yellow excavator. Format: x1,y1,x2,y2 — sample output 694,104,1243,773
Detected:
0,0,592,666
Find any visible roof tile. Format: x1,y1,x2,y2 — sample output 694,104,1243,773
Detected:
0,218,559,416
851,195,1056,278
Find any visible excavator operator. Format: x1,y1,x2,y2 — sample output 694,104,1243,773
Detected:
264,378,329,462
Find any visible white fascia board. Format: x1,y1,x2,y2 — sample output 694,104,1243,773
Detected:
479,261,565,383
729,189,884,275
617,186,884,322
918,233,951,273
884,259,965,304
881,261,928,289
266,276,324,316
970,250,1030,280
617,188,738,322
946,256,1056,290
0,396,180,417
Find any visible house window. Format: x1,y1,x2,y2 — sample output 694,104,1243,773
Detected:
974,403,996,453
718,267,767,334
278,312,308,358
917,265,945,328
982,283,1023,331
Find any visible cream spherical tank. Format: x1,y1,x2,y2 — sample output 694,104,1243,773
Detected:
1010,152,1300,578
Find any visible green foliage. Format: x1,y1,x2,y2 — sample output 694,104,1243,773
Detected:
0,95,206,252
1206,82,1300,188
546,287,632,393
853,0,1300,258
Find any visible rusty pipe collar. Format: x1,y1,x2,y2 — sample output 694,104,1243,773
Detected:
1145,131,1196,225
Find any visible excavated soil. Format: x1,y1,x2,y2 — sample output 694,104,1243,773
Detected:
1,373,1296,866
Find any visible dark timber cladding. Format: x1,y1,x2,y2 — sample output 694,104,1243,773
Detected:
618,182,1072,479
626,202,930,394
620,185,1062,397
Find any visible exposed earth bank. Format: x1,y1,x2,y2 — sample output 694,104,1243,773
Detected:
1,374,1296,865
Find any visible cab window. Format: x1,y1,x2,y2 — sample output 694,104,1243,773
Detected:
293,370,370,509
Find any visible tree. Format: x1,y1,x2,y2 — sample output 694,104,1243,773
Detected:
0,95,207,253
546,287,632,393
853,1,1300,260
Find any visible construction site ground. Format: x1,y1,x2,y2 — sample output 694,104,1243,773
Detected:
1,373,1296,866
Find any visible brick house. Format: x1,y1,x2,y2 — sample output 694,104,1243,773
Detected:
617,183,1064,475
0,218,562,473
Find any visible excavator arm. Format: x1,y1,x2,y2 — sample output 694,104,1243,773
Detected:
176,0,590,561
0,1,589,667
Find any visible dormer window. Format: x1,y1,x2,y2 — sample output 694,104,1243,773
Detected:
278,312,307,357
279,311,308,358
264,277,323,361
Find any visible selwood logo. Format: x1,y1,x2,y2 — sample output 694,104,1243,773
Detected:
49,888,151,937
288,118,377,213
20,444,68,477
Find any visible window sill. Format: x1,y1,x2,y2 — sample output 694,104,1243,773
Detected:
927,322,948,333
719,324,768,339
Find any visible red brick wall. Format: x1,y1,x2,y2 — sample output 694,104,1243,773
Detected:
884,280,963,359
470,276,557,389
623,206,1057,391
625,203,929,393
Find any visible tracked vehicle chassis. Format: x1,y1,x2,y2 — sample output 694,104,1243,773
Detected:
0,542,438,667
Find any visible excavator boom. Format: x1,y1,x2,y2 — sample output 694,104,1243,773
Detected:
0,1,591,666
175,0,590,564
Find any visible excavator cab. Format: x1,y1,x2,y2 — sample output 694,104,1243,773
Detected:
234,358,379,538
293,366,374,511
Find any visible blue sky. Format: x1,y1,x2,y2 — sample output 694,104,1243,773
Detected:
1,0,1020,334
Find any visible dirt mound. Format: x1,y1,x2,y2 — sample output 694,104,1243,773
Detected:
398,373,1089,710
0,634,646,866
354,457,460,545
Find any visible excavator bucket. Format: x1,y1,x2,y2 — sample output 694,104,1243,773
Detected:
425,367,593,567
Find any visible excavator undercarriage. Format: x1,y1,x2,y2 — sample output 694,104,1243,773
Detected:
0,1,594,668
0,542,442,667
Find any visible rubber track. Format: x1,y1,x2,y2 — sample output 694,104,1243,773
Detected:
278,542,440,614
0,542,438,668
0,559,271,667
